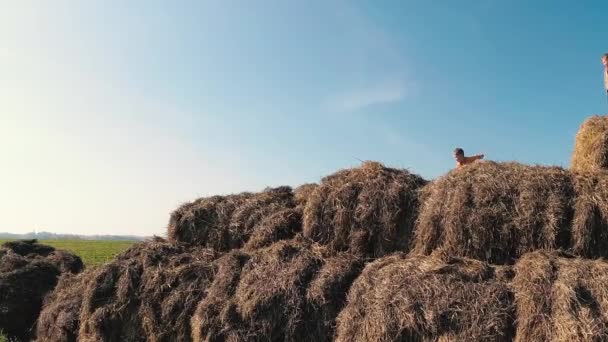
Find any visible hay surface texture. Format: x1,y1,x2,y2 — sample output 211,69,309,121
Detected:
512,251,608,342
571,115,608,171
0,240,83,341
191,237,363,341
294,183,318,208
336,254,514,342
36,239,220,342
303,161,427,258
36,273,86,342
570,171,608,258
243,208,302,251
168,186,296,250
413,161,576,264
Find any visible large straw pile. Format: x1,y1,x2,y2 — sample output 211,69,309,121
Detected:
168,186,296,250
0,240,83,341
191,237,363,341
512,250,608,342
31,114,608,342
335,253,515,341
571,115,608,171
303,161,427,257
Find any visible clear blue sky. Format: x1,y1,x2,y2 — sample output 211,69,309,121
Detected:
1,1,607,236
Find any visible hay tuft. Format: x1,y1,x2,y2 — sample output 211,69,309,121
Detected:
36,239,220,342
2,239,55,256
75,239,219,342
335,254,515,342
35,273,86,342
571,115,608,171
512,250,608,342
47,249,85,274
303,161,427,257
0,240,82,341
413,161,576,264
294,183,318,207
168,186,296,250
571,171,608,258
191,237,363,341
244,208,303,251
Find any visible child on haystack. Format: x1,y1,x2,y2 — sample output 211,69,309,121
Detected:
453,148,484,169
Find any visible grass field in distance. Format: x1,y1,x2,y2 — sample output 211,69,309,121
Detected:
0,239,136,267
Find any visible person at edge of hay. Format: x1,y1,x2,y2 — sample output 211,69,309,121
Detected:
602,53,608,97
453,147,484,169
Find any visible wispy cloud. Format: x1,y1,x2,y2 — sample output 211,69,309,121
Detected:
326,80,411,112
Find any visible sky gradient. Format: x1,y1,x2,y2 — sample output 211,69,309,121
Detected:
1,1,607,236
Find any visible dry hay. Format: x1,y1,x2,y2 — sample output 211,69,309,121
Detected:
571,115,608,172
571,171,608,258
512,250,608,342
46,249,85,274
303,161,427,258
168,186,296,250
0,240,82,341
35,239,221,342
243,208,303,251
413,161,577,264
2,239,55,256
78,240,220,342
35,273,87,342
294,183,318,207
191,237,363,341
335,253,515,342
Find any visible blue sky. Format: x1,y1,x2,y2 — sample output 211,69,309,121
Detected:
1,1,607,236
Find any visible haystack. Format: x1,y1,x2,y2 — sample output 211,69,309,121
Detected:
168,186,296,250
571,115,608,171
413,161,576,264
0,240,83,341
303,161,427,258
191,237,363,341
512,250,608,342
335,254,515,342
35,239,220,342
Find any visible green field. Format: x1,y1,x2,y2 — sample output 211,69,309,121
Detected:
0,239,137,267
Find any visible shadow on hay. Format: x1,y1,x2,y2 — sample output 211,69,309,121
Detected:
36,239,220,342
191,236,364,341
0,240,83,341
35,272,86,342
335,253,515,342
512,250,608,342
168,186,296,250
303,161,427,258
